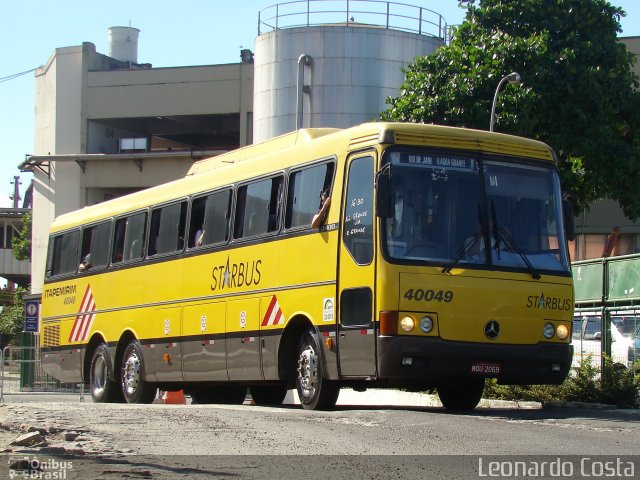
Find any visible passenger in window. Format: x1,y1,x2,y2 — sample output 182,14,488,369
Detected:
194,226,205,247
78,254,91,272
311,190,331,228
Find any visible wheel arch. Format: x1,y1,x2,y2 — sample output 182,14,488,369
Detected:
278,314,316,388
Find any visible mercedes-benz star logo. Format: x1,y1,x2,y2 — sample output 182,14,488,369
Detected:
484,320,500,340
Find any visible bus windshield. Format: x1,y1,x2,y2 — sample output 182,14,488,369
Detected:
382,148,570,274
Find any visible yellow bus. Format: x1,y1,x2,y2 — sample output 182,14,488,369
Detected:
40,122,574,411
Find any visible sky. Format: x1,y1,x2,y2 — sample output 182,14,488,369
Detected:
1,0,639,209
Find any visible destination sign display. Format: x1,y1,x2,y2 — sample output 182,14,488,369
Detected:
392,152,476,172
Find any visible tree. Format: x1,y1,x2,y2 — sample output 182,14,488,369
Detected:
0,287,26,347
12,211,31,261
381,0,640,219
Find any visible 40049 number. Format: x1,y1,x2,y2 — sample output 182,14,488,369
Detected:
403,289,454,303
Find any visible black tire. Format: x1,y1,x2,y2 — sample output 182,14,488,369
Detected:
295,330,340,410
437,378,485,411
89,344,123,403
249,384,287,405
191,386,247,404
120,340,157,404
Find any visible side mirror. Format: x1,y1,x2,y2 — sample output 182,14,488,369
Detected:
593,331,602,340
376,173,393,218
563,198,576,241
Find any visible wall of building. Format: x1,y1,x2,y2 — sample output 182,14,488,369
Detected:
29,42,253,294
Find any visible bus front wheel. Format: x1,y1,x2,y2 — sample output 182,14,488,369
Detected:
89,344,123,403
295,330,339,410
120,340,156,404
436,378,485,411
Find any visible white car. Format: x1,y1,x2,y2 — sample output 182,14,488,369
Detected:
572,314,633,369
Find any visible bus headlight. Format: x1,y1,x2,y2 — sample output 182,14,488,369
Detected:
400,316,415,332
543,323,555,339
419,316,434,333
556,324,569,340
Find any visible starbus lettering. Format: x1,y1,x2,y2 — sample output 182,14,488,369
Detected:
526,292,572,311
211,257,262,291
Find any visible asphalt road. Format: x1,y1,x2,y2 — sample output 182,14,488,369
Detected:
1,392,639,479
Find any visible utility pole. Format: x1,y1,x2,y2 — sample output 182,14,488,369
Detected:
10,176,21,208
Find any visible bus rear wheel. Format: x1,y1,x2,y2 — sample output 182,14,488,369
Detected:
437,378,485,411
120,340,156,404
249,384,287,405
295,330,339,410
89,344,123,403
190,386,247,404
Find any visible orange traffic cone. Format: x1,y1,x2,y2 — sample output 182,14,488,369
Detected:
162,389,186,404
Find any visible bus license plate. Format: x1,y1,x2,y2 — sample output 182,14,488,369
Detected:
470,362,502,376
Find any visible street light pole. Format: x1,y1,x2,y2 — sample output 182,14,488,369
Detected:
490,72,521,132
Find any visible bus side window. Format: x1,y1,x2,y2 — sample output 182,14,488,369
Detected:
190,189,231,248
79,221,111,272
235,176,283,239
112,212,146,263
46,230,81,277
285,161,335,229
148,202,187,256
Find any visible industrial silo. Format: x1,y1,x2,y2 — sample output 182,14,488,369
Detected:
253,1,447,142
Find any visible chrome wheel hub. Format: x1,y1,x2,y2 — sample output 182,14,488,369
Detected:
122,351,141,396
297,343,318,398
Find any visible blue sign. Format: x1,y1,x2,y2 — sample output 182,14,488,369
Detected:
24,300,39,333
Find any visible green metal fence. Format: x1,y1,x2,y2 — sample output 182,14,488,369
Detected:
573,254,640,369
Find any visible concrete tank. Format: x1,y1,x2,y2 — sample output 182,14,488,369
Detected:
253,2,445,142
108,26,140,64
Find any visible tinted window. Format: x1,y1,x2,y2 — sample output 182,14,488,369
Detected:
343,156,374,265
113,212,147,263
148,202,188,256
79,222,111,271
235,177,283,239
286,162,334,229
190,189,231,248
46,230,80,277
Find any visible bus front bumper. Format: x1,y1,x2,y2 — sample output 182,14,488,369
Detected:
377,336,573,385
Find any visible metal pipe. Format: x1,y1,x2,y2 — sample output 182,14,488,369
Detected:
296,54,312,130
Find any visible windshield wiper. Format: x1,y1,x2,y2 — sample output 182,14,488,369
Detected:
442,233,480,274
495,228,541,280
489,202,540,280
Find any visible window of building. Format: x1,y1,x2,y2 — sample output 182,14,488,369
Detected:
148,201,188,256
285,162,334,229
112,212,147,263
46,230,81,277
189,189,231,248
234,176,283,239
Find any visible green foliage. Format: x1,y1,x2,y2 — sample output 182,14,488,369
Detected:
0,287,26,345
484,356,640,407
12,211,31,261
382,0,640,219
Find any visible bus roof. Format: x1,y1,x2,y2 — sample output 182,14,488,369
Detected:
50,122,555,233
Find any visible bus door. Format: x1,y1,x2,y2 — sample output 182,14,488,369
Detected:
337,154,377,377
